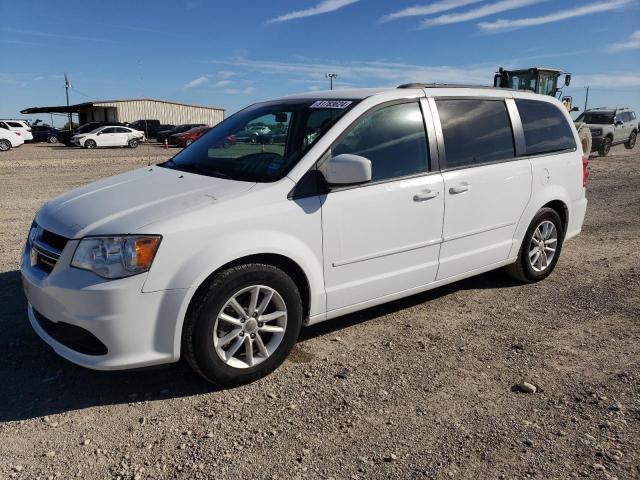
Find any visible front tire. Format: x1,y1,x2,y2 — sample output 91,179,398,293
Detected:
84,139,97,149
506,207,564,283
598,136,612,156
128,138,139,148
183,263,303,386
48,135,59,144
625,131,637,149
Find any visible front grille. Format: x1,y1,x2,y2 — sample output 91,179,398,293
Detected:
31,229,69,275
35,249,57,273
42,229,68,251
33,309,108,356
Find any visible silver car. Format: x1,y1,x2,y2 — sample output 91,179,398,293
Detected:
576,107,638,156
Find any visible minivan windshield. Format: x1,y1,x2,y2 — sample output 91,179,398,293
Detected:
576,112,614,124
161,99,358,182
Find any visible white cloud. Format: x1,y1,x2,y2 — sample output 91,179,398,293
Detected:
572,72,640,88
478,0,634,33
379,0,484,23
184,76,208,88
608,30,640,52
217,71,236,79
209,57,494,86
223,86,256,95
215,80,232,87
422,0,546,27
268,0,359,23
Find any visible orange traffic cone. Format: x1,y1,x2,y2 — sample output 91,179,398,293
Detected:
163,139,168,149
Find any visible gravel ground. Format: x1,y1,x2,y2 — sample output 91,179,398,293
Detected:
0,143,638,480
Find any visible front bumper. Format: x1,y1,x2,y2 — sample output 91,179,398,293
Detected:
21,239,188,370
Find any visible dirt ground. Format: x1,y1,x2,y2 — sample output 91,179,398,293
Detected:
0,142,638,480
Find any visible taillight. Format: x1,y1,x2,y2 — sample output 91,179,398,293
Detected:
582,156,589,188
15,132,21,136
27,128,32,132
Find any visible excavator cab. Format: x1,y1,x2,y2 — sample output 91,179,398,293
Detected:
494,67,571,98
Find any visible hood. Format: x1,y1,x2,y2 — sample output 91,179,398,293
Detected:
36,166,255,239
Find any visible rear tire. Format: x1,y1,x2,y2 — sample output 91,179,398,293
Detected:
506,207,564,283
0,139,11,151
48,135,59,144
84,139,97,149
625,131,637,149
598,136,612,156
182,263,303,386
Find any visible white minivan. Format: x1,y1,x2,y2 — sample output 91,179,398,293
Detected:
21,86,588,385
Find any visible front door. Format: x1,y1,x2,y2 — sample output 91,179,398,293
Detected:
321,101,445,312
97,127,118,146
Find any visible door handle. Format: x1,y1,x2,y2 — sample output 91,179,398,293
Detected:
449,184,470,195
413,190,439,202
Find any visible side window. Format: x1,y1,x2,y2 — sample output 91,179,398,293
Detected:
101,128,116,134
516,99,576,155
631,111,637,121
436,99,514,168
8,122,23,128
332,102,428,182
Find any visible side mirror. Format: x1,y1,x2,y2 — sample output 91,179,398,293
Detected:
615,120,624,126
564,74,571,87
571,107,580,112
96,132,101,135
323,153,372,185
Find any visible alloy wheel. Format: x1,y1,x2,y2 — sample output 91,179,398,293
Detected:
213,285,287,369
529,220,558,272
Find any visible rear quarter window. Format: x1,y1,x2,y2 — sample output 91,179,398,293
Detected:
8,122,24,128
515,99,576,156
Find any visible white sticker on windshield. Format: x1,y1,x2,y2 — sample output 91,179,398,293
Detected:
310,100,353,109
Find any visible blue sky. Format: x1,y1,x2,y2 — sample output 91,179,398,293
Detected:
2,0,639,125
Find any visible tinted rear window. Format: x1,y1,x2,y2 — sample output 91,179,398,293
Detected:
436,99,514,168
516,99,576,156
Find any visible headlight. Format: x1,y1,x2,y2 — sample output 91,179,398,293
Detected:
71,235,161,279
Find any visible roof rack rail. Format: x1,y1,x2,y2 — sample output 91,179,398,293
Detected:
397,83,520,91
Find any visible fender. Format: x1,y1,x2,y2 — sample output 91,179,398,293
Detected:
509,184,571,258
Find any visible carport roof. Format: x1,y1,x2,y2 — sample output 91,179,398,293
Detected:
20,102,95,114
20,98,225,114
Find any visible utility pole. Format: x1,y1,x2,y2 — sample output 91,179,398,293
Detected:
325,73,338,90
584,86,589,112
64,73,72,129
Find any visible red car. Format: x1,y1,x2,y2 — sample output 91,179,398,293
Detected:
168,126,211,147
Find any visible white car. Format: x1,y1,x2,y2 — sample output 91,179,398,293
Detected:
0,126,25,151
22,86,588,386
71,126,145,149
0,119,33,141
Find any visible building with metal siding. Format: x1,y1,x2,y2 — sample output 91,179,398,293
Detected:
21,99,225,127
